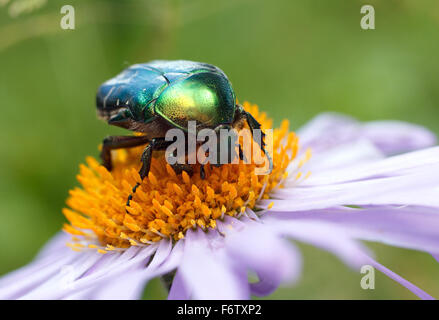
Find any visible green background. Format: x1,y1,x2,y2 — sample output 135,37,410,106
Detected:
1,0,439,299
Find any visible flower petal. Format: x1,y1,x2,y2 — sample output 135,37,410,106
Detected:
0,248,86,299
268,206,439,254
168,270,191,300
34,232,72,261
297,113,362,153
264,216,435,300
298,113,436,155
270,167,439,211
263,218,371,269
0,233,74,291
85,239,173,300
289,139,384,175
221,217,302,296
366,256,435,300
177,228,249,300
301,147,439,186
19,243,159,299
363,120,436,155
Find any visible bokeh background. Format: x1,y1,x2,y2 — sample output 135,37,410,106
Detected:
1,0,439,299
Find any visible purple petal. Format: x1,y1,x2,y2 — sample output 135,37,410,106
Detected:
86,239,173,300
149,240,185,278
297,113,361,153
297,113,436,156
92,239,183,300
301,147,439,186
177,228,249,300
168,270,191,300
0,232,75,291
103,240,186,300
15,243,159,299
56,245,158,299
264,217,435,299
270,168,439,211
268,206,439,254
263,218,371,269
223,217,302,296
366,256,435,300
291,139,384,175
363,120,436,155
145,238,173,270
0,249,89,299
34,232,72,261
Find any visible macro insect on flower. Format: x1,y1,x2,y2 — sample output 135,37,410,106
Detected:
0,61,438,300
96,60,271,208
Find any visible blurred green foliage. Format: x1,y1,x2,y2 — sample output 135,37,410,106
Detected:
1,0,439,299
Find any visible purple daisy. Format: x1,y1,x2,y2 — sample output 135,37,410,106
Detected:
0,111,437,300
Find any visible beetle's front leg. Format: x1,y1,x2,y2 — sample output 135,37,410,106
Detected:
126,138,173,207
235,104,273,173
101,135,150,171
138,138,172,180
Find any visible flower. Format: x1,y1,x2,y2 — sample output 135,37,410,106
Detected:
62,102,296,248
0,102,437,300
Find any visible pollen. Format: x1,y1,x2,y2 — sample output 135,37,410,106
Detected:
63,102,303,249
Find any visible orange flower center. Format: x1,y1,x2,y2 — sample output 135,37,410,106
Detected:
63,102,302,251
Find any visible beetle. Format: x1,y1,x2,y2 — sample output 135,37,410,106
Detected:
96,60,271,207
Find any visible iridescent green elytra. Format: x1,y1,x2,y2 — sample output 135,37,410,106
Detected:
96,60,270,208
96,60,236,131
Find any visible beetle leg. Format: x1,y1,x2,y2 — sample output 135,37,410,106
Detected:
212,123,242,167
138,144,153,180
171,163,194,176
200,164,206,179
126,138,173,208
138,138,172,179
236,105,273,173
101,135,150,171
238,144,246,162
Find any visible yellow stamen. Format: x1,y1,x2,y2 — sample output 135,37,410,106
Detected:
63,102,302,248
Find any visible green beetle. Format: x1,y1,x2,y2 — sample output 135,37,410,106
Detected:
96,60,271,206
